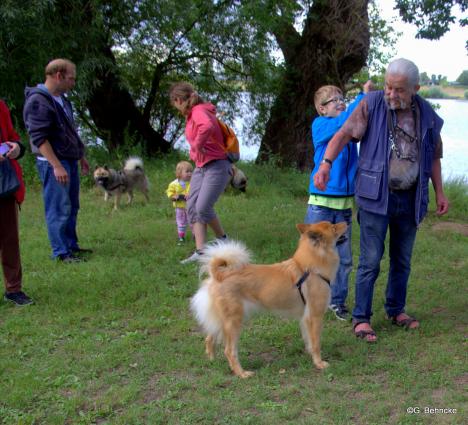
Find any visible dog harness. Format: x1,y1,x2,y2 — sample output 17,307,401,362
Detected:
295,270,331,305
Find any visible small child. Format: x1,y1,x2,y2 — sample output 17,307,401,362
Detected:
306,81,373,321
166,161,193,244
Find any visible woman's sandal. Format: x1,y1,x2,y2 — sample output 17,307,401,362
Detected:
390,313,419,330
353,322,377,343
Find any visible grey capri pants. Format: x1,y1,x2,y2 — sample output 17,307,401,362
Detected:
187,159,232,224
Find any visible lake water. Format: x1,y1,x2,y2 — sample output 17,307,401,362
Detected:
177,98,468,180
430,99,468,180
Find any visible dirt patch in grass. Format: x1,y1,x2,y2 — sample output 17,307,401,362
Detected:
453,372,468,389
141,373,166,403
432,222,468,237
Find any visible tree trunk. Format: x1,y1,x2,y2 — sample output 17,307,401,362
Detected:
257,0,370,170
85,49,171,155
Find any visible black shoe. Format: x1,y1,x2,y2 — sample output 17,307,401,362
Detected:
4,291,34,306
329,304,350,321
57,254,86,263
72,248,93,254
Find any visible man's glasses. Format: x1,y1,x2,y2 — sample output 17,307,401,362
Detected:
321,96,345,106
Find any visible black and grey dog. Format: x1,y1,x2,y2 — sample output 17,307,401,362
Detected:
227,164,248,193
94,157,149,210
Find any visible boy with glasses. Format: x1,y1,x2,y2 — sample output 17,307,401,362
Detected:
305,81,374,321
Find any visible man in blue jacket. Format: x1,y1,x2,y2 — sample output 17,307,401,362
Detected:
314,58,449,342
23,58,91,263
306,80,373,321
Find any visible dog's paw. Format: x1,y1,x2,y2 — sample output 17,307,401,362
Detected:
315,360,329,370
238,370,255,379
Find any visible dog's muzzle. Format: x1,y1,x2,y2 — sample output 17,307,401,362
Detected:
336,234,347,246
95,177,108,186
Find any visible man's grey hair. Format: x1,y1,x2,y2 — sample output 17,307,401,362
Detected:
386,58,420,87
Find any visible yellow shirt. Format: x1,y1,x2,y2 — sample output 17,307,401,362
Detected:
308,194,354,210
166,179,190,208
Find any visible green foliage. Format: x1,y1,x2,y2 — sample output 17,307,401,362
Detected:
396,0,468,48
0,0,287,149
419,71,430,85
1,157,466,423
464,90,468,99
419,86,455,99
456,70,468,85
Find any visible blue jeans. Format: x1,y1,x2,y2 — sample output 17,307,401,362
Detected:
37,159,81,258
304,205,353,307
352,189,418,324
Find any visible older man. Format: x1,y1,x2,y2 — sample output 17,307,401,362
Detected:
314,58,449,342
23,59,91,263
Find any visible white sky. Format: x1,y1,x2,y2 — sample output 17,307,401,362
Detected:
377,1,468,81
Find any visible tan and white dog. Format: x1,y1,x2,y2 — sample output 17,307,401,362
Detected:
190,221,347,378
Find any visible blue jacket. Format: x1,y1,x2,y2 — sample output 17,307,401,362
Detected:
309,93,364,197
355,91,443,225
23,86,84,160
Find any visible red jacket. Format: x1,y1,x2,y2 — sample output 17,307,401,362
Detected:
185,103,227,167
0,100,25,204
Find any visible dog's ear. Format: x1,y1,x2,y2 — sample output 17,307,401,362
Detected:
296,223,307,234
104,165,109,170
94,165,99,170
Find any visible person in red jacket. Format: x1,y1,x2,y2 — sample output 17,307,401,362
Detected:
0,100,33,306
169,82,231,264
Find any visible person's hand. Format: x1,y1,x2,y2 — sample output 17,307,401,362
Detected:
363,80,375,93
4,142,20,159
435,192,449,216
80,157,90,176
54,164,69,184
313,164,331,191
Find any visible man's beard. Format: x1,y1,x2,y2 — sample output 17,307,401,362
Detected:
384,95,408,110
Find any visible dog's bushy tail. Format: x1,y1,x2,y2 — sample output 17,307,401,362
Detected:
199,240,251,282
190,283,222,340
191,240,250,341
124,156,144,171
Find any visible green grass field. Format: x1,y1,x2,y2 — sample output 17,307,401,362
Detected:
1,157,466,424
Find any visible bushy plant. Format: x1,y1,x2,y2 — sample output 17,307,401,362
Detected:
419,87,452,99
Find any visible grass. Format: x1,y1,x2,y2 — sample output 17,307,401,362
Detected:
1,156,467,424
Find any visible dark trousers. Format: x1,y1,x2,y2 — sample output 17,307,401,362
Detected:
0,196,22,293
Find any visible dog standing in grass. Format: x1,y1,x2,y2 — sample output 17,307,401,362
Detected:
190,221,347,378
94,157,149,210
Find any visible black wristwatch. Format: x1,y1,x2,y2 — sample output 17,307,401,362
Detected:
321,158,332,167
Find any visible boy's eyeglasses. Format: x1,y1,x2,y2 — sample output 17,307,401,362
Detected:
321,96,345,106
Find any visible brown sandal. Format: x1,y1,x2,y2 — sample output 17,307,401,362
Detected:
390,314,419,330
353,322,377,343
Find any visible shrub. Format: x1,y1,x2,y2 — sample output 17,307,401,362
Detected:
419,87,452,99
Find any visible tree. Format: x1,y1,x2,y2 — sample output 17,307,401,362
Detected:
420,72,431,85
456,70,468,84
0,0,278,154
0,1,400,166
256,0,371,168
395,0,468,50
